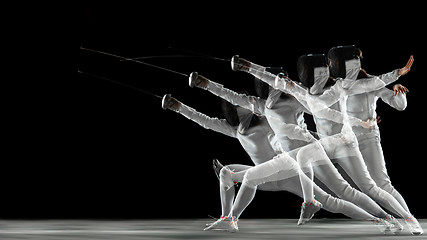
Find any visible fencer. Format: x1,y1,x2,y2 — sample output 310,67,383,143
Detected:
328,46,411,215
232,52,422,235
188,73,403,232
161,95,394,233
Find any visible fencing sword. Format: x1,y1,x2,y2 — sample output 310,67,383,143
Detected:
78,70,163,99
81,47,287,90
81,47,189,77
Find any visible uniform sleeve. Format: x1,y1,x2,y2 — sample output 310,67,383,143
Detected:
244,61,314,111
314,107,363,126
249,65,311,100
342,69,400,96
294,97,312,114
247,62,277,87
313,77,385,110
177,103,237,138
377,69,401,85
343,77,386,96
376,87,407,111
206,80,265,115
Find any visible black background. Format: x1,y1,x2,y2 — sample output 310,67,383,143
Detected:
5,3,426,219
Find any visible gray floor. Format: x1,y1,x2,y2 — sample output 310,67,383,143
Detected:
0,219,425,240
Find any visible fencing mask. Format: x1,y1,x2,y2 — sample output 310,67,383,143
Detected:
297,54,330,95
328,45,361,80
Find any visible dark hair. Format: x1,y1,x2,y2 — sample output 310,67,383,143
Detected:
236,90,261,127
221,98,239,126
297,54,329,88
253,66,287,99
328,45,361,78
357,68,369,79
254,77,270,99
220,92,261,128
324,76,336,88
249,113,261,127
253,77,291,101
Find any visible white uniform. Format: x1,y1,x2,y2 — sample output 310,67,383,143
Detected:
202,79,391,219
177,102,280,165
205,79,309,152
347,84,410,213
172,101,377,220
248,62,413,220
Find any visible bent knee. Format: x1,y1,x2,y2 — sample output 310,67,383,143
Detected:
219,167,234,190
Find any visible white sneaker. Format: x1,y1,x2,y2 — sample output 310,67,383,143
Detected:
229,217,239,233
203,216,231,231
373,218,393,234
384,215,403,234
204,216,238,233
297,200,322,225
405,215,423,235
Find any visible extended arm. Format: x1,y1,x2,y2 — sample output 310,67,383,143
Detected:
189,72,266,114
232,57,359,111
285,75,390,112
340,55,414,96
162,94,237,138
231,56,291,92
233,55,412,112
